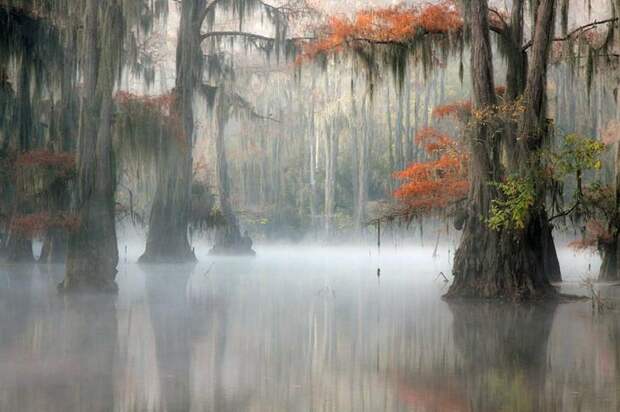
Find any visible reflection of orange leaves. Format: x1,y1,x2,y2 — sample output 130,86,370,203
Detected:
397,378,468,412
300,2,462,61
11,212,80,237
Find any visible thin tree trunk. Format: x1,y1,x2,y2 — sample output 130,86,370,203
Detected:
354,96,369,231
386,85,395,187
140,0,199,263
210,105,254,255
324,121,338,237
599,141,620,281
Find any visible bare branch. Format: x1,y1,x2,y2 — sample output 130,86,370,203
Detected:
522,17,618,51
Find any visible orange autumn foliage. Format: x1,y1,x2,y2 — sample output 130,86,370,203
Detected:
432,100,472,120
431,87,504,120
301,2,462,60
393,127,468,214
414,127,455,154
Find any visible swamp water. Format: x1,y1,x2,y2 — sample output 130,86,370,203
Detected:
0,246,618,411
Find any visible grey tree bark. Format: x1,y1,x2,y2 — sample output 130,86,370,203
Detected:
61,0,122,292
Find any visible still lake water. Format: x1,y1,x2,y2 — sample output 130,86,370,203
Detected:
0,245,618,412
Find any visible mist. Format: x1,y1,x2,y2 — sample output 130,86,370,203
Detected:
2,0,620,410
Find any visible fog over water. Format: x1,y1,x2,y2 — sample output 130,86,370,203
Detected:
0,243,618,412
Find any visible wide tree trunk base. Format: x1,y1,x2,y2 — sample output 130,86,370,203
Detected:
60,201,119,293
446,212,557,300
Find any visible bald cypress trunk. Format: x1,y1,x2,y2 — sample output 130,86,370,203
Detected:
60,0,121,292
505,0,561,283
210,107,255,255
447,0,557,299
599,142,620,281
4,49,34,263
40,179,70,263
140,0,199,263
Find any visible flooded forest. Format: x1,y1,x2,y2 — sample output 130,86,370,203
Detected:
1,0,620,411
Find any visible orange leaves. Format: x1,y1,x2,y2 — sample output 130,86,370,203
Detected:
300,1,462,60
432,100,472,120
393,127,468,214
393,154,468,213
417,2,462,33
414,127,456,154
11,212,79,237
432,87,504,122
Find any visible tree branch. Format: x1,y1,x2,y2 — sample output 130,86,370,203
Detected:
548,202,579,222
523,17,618,51
199,83,280,123
488,8,508,30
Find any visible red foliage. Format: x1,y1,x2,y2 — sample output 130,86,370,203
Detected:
414,127,455,154
114,91,186,145
300,2,462,61
10,212,80,237
432,87,505,121
115,91,176,115
393,127,468,214
15,150,75,176
568,219,613,251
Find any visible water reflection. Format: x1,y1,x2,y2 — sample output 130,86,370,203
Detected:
449,302,558,411
0,248,618,411
0,271,117,412
145,264,193,412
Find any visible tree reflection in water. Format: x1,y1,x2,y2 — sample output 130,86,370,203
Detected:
0,251,619,411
